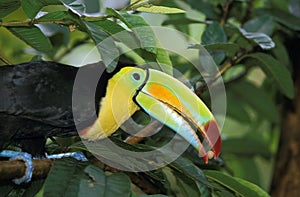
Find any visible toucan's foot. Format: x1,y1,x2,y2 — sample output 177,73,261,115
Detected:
0,150,33,184
46,152,88,161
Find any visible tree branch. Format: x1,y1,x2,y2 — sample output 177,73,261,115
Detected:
242,0,254,23
220,0,231,26
195,56,238,96
0,16,110,28
124,120,162,144
0,160,53,182
0,19,74,27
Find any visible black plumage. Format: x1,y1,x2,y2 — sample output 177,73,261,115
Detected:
0,61,125,156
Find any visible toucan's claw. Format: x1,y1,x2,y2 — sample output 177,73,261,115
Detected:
0,150,33,184
46,152,88,162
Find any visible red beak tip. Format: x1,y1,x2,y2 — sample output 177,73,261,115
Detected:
202,154,209,164
213,136,222,159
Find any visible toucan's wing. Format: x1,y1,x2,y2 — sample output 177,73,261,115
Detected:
0,61,113,155
0,61,113,127
0,61,78,127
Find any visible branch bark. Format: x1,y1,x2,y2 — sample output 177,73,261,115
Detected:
0,160,53,182
270,39,300,196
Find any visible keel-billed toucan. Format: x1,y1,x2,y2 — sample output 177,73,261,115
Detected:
0,61,221,168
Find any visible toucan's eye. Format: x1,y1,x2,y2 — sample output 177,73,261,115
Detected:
132,73,141,81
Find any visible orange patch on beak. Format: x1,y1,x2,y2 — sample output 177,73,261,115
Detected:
147,84,182,110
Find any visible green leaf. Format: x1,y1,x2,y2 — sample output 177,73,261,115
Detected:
241,53,294,98
229,79,279,122
107,8,157,54
8,26,53,55
222,64,247,83
170,156,211,187
138,195,169,197
91,20,173,74
289,0,300,18
224,157,261,187
61,0,85,16
90,20,139,50
91,19,127,35
70,141,127,165
106,9,172,74
37,11,81,24
271,35,292,70
21,0,62,19
130,0,147,5
270,8,300,31
0,0,21,19
210,183,236,197
202,22,227,64
79,165,131,197
43,158,88,197
130,0,185,15
186,0,219,20
176,175,201,197
70,139,155,172
163,167,200,197
195,181,211,197
83,21,119,72
162,14,190,35
239,28,275,50
222,137,272,158
234,177,270,197
224,26,252,51
21,179,45,197
203,43,239,57
0,185,14,197
162,18,200,26
243,14,275,35
89,20,169,72
136,5,185,14
156,47,173,75
204,170,270,197
21,0,84,19
202,23,227,44
226,91,251,123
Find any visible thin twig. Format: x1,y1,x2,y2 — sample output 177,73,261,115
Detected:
124,120,162,144
121,0,143,11
195,56,238,96
0,19,73,27
220,0,231,26
0,16,109,28
242,0,254,23
0,54,12,65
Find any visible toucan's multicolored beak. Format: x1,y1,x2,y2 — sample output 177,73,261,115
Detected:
134,69,222,163
80,67,221,163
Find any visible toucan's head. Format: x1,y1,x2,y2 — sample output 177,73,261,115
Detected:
80,67,222,163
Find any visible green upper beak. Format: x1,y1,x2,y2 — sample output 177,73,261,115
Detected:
135,68,222,163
